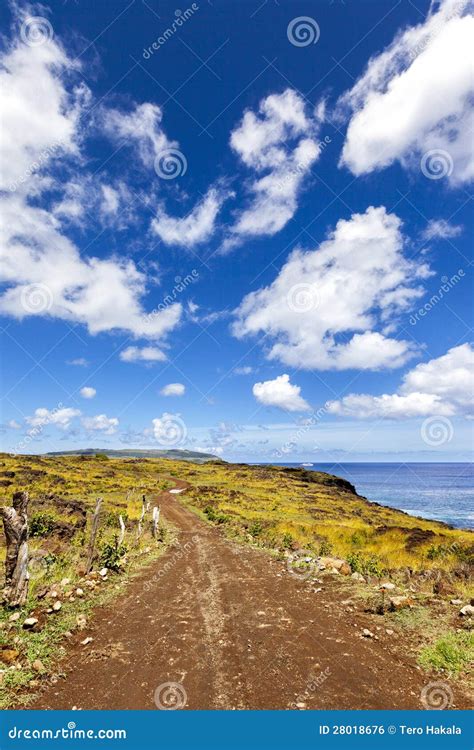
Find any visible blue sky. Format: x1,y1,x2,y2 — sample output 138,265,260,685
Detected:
1,0,473,461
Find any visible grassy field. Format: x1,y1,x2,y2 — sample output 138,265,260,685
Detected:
0,453,472,705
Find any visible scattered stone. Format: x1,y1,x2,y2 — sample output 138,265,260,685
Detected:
389,595,413,611
319,556,348,572
76,614,87,630
49,590,58,599
32,659,45,673
80,637,93,646
85,581,96,589
9,612,21,623
459,604,474,617
75,588,85,598
329,567,340,575
450,599,463,606
60,578,71,587
295,702,307,709
339,563,351,576
385,629,394,635
362,628,374,638
23,617,39,630
351,572,365,582
52,601,62,612
64,631,73,639
99,568,108,578
434,579,455,596
0,647,19,665
380,582,396,591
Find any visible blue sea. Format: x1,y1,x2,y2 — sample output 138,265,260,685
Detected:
273,463,473,530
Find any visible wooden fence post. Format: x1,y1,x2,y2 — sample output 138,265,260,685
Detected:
152,506,160,538
136,495,147,540
86,497,102,573
1,491,30,607
118,514,126,546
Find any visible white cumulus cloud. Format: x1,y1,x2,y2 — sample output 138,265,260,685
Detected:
233,206,431,370
120,346,167,363
82,414,119,434
253,374,310,412
80,387,96,399
151,188,228,247
327,344,474,418
160,383,186,396
338,0,474,185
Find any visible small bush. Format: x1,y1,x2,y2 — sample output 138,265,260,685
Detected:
249,521,263,537
347,552,385,577
99,535,127,572
419,631,474,676
282,533,294,549
318,540,333,556
30,512,56,537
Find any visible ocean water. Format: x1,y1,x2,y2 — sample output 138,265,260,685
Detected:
274,463,474,530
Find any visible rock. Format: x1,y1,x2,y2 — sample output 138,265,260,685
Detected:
351,572,365,582
0,647,19,665
389,595,413,611
385,629,394,635
329,567,340,575
60,578,71,587
459,604,474,617
99,568,108,578
23,617,39,630
80,637,93,646
76,614,87,630
339,563,351,576
295,701,307,709
380,582,396,591
75,588,84,597
32,659,45,673
362,628,374,638
52,601,62,612
85,580,96,589
49,590,58,599
450,599,463,605
64,631,73,639
319,557,348,571
9,612,21,622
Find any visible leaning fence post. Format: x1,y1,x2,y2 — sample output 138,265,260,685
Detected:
136,495,147,540
1,491,29,607
152,506,160,538
118,514,126,546
86,497,102,573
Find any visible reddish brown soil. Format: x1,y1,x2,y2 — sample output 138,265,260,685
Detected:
29,483,467,710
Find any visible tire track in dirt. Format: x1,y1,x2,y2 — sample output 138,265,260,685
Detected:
27,481,468,710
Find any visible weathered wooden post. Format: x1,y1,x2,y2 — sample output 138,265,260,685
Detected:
1,491,30,607
152,506,160,539
136,494,147,540
118,514,126,546
86,497,102,573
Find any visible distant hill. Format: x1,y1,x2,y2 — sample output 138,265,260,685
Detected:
45,448,221,463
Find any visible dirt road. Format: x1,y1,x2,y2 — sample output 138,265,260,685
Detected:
30,484,460,710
